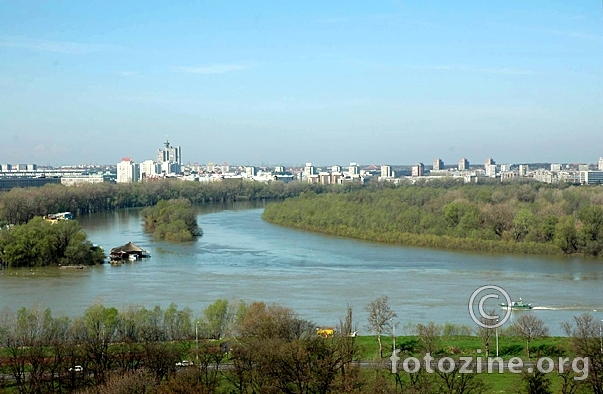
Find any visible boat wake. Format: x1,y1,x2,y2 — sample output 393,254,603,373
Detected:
532,306,601,311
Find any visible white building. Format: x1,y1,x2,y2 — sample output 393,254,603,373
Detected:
117,158,140,183
551,164,562,172
433,158,444,171
245,166,257,176
580,171,603,185
157,138,181,166
518,165,529,176
598,158,603,171
485,164,497,177
458,158,469,171
304,163,316,177
348,162,359,176
411,163,424,177
61,175,107,186
380,165,393,178
140,160,160,179
332,165,342,173
500,164,511,172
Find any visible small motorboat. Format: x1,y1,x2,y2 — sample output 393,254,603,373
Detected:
500,298,533,310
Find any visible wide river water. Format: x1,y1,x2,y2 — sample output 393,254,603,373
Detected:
1,201,602,336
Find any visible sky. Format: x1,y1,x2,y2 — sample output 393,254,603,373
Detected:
0,1,602,167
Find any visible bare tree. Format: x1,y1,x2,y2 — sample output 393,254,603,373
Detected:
416,322,442,355
365,296,397,358
510,314,549,359
475,309,497,357
563,313,603,394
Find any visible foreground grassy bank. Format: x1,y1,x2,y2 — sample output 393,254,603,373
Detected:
262,183,603,257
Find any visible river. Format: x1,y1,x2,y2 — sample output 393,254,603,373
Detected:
1,201,602,336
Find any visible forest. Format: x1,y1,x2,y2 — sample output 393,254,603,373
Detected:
142,199,203,241
0,217,105,267
262,182,603,257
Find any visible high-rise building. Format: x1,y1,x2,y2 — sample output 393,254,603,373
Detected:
332,165,342,173
500,164,511,172
412,163,424,177
157,138,182,167
304,163,316,177
485,158,495,166
433,158,444,171
458,158,469,171
274,165,285,173
207,162,215,172
140,160,160,179
245,166,257,176
348,162,359,175
117,158,140,183
598,158,603,171
485,164,497,177
519,164,529,176
380,165,393,178
551,164,562,172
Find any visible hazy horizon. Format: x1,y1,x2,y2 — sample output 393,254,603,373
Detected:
1,1,602,166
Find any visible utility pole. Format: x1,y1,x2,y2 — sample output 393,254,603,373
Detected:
196,321,199,363
496,319,499,358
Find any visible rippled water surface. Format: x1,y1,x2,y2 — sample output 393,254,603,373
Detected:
1,201,602,335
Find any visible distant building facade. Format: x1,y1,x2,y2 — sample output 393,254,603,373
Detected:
380,165,393,178
412,163,425,177
157,138,181,172
458,158,469,171
117,158,140,183
580,171,603,185
433,158,444,171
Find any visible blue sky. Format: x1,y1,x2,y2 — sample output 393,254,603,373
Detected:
1,1,602,166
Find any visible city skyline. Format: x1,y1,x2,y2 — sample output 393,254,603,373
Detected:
1,1,602,166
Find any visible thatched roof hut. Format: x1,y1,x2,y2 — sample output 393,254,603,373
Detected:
110,242,147,261
110,242,144,254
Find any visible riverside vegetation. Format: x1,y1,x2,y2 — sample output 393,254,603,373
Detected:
142,199,203,241
0,300,601,394
0,179,349,226
0,179,341,266
0,217,104,267
262,182,603,257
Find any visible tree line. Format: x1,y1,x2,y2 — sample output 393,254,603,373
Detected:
0,179,361,226
0,218,104,267
1,299,602,393
142,199,203,242
262,182,603,257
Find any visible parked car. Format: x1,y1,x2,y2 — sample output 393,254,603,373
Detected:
175,360,193,367
69,365,84,372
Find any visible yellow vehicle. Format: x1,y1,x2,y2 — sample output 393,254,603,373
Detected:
316,327,335,338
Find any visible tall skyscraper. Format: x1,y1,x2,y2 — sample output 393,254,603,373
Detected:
157,138,182,166
598,157,603,171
